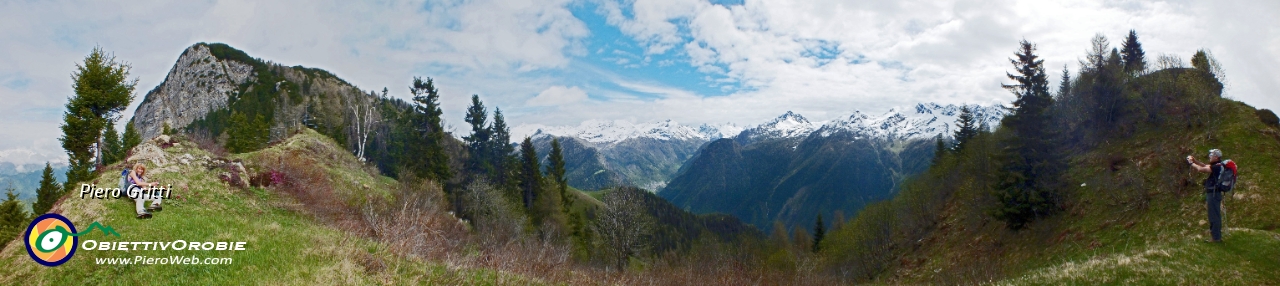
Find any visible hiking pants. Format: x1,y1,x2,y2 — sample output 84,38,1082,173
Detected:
129,185,163,215
1207,191,1223,241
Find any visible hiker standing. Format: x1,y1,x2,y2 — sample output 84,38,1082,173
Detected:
128,163,164,219
1187,149,1229,242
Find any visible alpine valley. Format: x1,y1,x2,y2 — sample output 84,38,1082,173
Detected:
516,103,1006,229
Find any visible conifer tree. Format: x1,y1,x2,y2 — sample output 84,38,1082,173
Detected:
518,137,542,211
226,113,268,153
812,214,825,253
932,135,946,165
32,163,63,215
122,121,141,155
1191,50,1209,72
993,40,1063,230
1120,30,1146,74
952,105,979,153
1084,34,1110,72
1058,65,1072,98
548,138,570,214
102,125,122,165
407,77,451,182
490,108,515,185
0,186,29,248
464,95,492,175
60,46,137,184
1096,48,1128,126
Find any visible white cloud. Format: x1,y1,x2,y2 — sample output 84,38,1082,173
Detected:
583,0,1280,127
2,0,1278,165
0,0,591,165
528,85,590,106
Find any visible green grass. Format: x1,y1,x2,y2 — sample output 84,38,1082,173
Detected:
0,132,535,285
889,99,1280,284
991,100,1280,283
1002,228,1280,285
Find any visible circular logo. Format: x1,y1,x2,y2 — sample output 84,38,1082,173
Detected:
24,213,78,267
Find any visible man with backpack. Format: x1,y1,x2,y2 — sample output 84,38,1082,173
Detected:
1187,149,1236,243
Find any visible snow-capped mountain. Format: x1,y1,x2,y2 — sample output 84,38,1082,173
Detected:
515,119,726,145
814,103,1006,141
697,123,744,140
734,111,819,143
515,119,711,192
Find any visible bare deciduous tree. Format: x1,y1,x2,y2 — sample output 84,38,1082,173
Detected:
1156,53,1184,70
347,89,382,162
594,187,653,270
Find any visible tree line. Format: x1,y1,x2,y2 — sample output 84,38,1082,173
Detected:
826,29,1232,282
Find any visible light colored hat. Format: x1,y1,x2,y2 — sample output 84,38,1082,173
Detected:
1209,149,1222,158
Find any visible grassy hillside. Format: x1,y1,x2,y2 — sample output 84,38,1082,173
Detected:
0,130,530,285
822,61,1280,284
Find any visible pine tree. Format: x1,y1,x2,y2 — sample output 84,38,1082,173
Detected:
1120,30,1146,74
518,137,542,211
408,77,451,182
1095,48,1128,126
32,163,63,215
1058,65,1071,98
226,113,268,153
60,46,137,184
932,135,946,165
1191,50,1208,71
548,138,570,214
993,40,1063,230
1085,34,1110,72
0,186,30,248
464,95,492,176
812,214,825,253
122,121,141,157
490,108,515,185
102,124,122,165
1190,49,1219,80
953,105,979,153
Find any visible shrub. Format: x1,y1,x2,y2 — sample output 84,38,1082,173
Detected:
363,176,467,260
457,179,526,246
1258,109,1279,127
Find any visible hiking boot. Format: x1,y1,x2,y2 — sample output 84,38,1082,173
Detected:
137,212,152,219
148,204,162,212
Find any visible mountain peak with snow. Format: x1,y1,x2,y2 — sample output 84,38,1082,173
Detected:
514,119,707,145
509,103,1005,146
735,111,820,143
817,103,1006,141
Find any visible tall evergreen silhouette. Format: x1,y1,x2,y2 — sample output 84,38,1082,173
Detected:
464,95,492,176
489,108,515,186
993,40,1064,230
404,76,451,182
952,105,979,153
519,137,542,211
32,163,63,215
1120,29,1146,74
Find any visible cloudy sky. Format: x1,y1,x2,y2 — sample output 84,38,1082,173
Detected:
1,0,1277,166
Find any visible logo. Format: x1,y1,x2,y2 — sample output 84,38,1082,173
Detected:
23,214,120,267
24,214,78,266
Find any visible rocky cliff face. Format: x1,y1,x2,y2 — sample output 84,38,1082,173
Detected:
131,44,255,139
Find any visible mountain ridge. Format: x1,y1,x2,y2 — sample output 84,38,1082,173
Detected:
660,103,1006,230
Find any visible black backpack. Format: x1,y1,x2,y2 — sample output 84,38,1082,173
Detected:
1217,160,1237,193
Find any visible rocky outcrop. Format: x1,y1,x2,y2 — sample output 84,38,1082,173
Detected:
131,44,255,139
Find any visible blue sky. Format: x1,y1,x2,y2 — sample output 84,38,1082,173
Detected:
1,0,1278,165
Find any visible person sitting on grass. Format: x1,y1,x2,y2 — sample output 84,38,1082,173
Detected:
127,163,163,219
